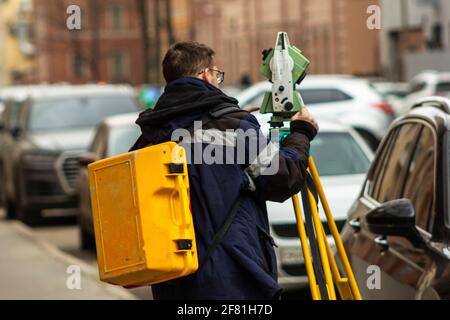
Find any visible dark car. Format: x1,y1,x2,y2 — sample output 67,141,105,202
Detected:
0,86,39,218
0,85,140,225
77,113,140,249
342,96,450,300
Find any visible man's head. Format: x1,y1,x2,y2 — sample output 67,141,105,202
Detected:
162,41,224,87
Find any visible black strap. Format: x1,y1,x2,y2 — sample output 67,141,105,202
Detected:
199,193,245,269
186,103,241,134
300,181,329,299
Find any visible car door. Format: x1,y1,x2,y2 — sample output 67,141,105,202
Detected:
344,120,433,299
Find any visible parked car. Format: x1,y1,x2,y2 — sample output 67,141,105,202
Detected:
77,113,141,249
0,85,140,224
253,112,374,291
403,71,450,114
0,86,47,216
341,96,450,300
370,81,409,116
236,75,394,151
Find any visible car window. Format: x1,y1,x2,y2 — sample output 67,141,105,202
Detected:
409,81,426,94
311,132,370,176
107,125,141,157
28,95,138,131
90,126,107,157
402,125,435,232
370,123,422,202
299,88,352,104
6,100,24,130
435,81,450,93
367,127,398,196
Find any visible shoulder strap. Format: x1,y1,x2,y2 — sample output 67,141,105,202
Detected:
185,102,244,269
198,193,245,269
208,103,241,118
187,103,241,133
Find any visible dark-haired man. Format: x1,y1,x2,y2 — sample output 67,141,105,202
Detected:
130,41,318,300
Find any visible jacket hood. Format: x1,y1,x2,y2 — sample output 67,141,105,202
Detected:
134,77,238,145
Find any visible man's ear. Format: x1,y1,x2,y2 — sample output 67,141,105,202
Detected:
200,68,210,82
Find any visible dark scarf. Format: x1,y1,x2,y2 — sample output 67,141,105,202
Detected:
130,77,238,150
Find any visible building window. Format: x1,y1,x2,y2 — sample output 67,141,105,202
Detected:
73,53,84,78
112,52,125,80
111,5,124,31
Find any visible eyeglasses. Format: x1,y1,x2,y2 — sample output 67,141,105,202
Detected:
198,68,225,85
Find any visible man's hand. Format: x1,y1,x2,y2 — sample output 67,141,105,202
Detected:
291,107,319,131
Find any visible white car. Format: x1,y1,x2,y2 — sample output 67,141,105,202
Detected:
403,71,450,113
236,75,394,151
370,81,409,117
253,112,374,291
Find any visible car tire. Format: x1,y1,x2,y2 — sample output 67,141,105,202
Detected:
17,205,42,226
80,225,96,251
5,199,17,220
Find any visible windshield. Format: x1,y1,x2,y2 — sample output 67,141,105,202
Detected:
436,81,450,93
311,132,370,176
28,96,138,131
107,125,141,157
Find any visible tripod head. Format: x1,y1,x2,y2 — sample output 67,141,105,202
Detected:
259,32,310,128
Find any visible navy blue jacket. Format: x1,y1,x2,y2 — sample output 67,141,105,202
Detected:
130,77,316,300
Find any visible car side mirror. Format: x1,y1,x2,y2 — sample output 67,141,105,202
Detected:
10,127,21,139
79,152,97,167
366,199,423,246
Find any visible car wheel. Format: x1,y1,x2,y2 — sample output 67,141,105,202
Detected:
17,205,42,226
354,128,380,151
5,199,17,220
80,225,96,250
0,170,6,210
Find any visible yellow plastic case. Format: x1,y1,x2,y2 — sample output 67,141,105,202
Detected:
88,142,198,287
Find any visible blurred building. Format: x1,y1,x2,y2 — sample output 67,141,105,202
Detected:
381,0,450,80
32,0,193,86
33,0,146,85
2,0,382,86
0,0,35,85
189,0,381,86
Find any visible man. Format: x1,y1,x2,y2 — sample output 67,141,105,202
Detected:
130,41,318,300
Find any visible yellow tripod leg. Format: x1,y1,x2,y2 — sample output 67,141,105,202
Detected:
308,156,362,300
305,186,337,300
291,194,321,300
321,226,355,300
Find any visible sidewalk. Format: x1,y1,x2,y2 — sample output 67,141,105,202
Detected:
0,219,139,300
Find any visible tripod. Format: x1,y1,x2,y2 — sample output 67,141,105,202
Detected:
291,155,362,300
259,31,362,299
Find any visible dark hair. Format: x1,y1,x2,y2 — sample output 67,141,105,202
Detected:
162,41,215,83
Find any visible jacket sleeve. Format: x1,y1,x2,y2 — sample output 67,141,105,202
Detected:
239,114,317,203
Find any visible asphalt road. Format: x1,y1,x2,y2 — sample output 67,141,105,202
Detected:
1,208,309,300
